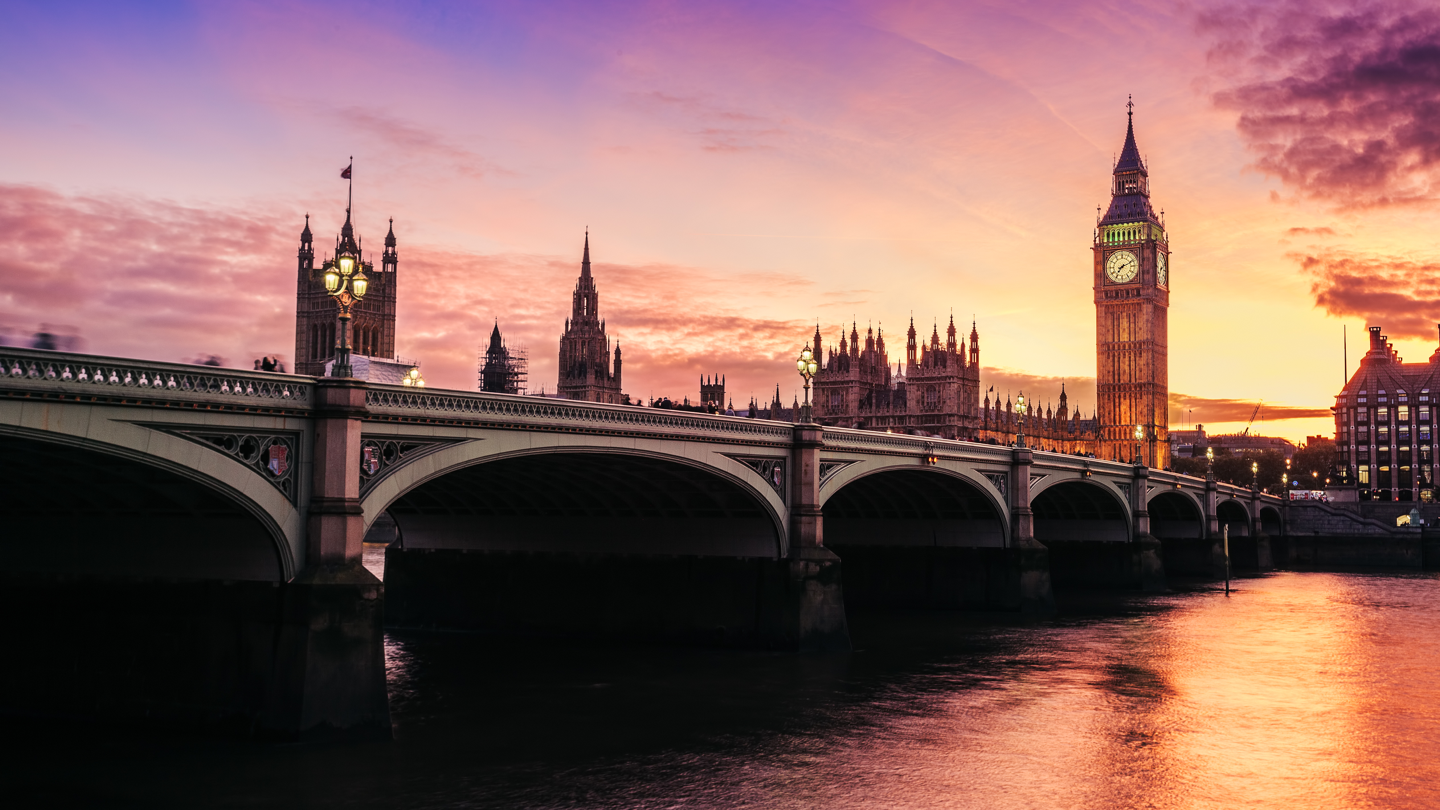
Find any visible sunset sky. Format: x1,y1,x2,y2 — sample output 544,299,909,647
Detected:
4,0,1439,442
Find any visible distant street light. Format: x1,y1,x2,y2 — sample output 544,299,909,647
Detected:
1251,460,1259,490
401,366,425,388
1206,445,1215,482
1015,393,1028,448
1134,424,1145,466
322,249,369,378
796,345,818,423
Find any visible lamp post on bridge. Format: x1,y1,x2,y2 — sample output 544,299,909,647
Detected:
322,249,370,378
1205,445,1214,482
1251,460,1260,490
401,365,425,388
796,345,818,424
1015,392,1028,448
1134,424,1145,467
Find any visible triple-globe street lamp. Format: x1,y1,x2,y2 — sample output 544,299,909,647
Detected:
1134,424,1145,467
1205,445,1215,481
796,345,818,423
322,251,370,378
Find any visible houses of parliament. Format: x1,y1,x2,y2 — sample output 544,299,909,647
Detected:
808,103,1171,464
291,104,1170,465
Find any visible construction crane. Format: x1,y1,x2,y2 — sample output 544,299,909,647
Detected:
1241,400,1263,436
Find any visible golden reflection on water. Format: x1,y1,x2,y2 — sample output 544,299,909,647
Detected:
351,551,1440,809
680,573,1440,809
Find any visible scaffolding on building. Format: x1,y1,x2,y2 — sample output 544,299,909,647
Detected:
478,342,528,395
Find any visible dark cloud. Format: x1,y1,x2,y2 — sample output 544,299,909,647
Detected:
977,368,1329,425
1170,393,1332,424
1292,249,1440,340
1204,0,1440,207
1285,226,1337,237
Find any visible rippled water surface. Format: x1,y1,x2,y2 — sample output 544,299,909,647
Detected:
15,554,1440,809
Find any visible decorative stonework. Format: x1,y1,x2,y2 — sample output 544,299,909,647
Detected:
359,436,465,497
157,427,299,502
1116,482,1132,501
985,472,1007,498
818,460,858,488
1030,473,1049,486
726,454,786,496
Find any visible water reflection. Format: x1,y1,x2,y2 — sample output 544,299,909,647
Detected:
12,571,1440,809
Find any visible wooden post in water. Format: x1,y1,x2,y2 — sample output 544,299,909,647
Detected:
1224,523,1231,595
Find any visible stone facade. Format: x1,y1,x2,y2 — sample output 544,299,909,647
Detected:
811,317,981,439
294,210,398,377
556,233,623,404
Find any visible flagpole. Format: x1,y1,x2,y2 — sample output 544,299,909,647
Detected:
348,155,353,218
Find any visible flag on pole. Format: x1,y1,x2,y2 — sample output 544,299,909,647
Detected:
341,164,352,179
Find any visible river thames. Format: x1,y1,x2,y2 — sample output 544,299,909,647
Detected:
12,551,1440,809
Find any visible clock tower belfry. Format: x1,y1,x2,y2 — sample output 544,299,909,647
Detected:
1094,99,1169,467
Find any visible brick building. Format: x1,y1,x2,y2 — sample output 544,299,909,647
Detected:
1334,325,1440,502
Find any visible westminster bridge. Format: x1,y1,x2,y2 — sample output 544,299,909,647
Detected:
1,347,1296,739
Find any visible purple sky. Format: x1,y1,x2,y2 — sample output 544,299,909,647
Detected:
5,0,1440,439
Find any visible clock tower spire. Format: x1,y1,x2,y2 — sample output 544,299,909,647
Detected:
1094,98,1170,467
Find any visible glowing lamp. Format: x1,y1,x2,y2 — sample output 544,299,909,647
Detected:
339,256,354,275
351,271,369,299
323,269,340,292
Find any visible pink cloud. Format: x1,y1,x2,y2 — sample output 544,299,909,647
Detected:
1204,0,1440,207
1292,249,1440,341
0,184,825,403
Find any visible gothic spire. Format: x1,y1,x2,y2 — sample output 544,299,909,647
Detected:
488,319,504,352
1101,97,1159,226
1114,95,1145,174
338,206,358,256
581,229,591,279
301,213,312,242
385,217,396,248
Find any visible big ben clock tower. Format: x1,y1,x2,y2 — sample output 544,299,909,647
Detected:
1095,99,1169,467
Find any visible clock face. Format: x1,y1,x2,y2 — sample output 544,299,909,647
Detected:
1105,250,1139,283
1157,252,1168,287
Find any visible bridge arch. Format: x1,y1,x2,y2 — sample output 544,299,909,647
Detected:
0,422,297,581
1148,489,1210,576
372,438,802,644
822,465,1008,545
361,438,787,558
1030,479,1131,544
1259,505,1282,537
1030,479,1142,587
1218,498,1252,537
820,464,1010,609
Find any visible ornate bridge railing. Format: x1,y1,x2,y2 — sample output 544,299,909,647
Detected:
364,385,796,443
0,348,314,410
